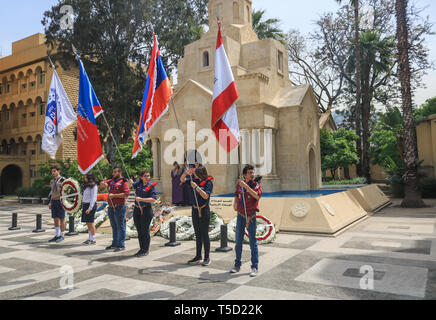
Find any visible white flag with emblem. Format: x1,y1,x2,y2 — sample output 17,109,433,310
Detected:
42,70,77,159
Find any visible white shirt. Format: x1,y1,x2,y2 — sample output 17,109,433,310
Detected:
83,185,98,209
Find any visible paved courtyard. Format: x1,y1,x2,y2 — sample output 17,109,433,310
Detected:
0,198,435,300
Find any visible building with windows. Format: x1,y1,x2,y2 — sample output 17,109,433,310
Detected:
0,33,78,194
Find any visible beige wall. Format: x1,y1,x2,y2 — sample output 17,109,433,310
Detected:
0,33,78,191
417,115,436,179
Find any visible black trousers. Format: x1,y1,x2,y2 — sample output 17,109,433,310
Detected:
191,205,210,259
133,206,154,252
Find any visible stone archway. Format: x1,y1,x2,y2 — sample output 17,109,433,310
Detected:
309,148,317,190
1,164,23,195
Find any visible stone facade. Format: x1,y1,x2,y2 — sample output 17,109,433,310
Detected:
149,0,322,200
0,33,78,194
417,114,436,179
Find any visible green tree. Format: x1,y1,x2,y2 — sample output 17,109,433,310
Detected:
336,0,363,179
252,9,286,43
369,129,402,175
414,97,436,119
42,0,208,164
321,128,359,179
347,31,397,183
114,141,153,180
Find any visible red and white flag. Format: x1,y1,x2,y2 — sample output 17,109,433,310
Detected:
211,23,240,153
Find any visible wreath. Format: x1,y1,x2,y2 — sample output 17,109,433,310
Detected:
160,215,195,241
60,178,82,214
227,215,276,244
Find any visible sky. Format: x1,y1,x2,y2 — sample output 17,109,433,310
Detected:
0,0,435,107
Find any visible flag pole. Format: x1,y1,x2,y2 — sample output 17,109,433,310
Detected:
47,54,56,70
71,44,131,182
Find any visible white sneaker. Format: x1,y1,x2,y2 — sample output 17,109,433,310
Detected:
230,267,240,273
250,268,258,277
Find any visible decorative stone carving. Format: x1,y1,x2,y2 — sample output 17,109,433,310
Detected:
322,201,335,216
291,202,310,218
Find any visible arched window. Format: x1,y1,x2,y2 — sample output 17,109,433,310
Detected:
203,51,210,67
233,2,240,21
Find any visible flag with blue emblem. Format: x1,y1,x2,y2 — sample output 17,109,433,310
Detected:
41,69,77,159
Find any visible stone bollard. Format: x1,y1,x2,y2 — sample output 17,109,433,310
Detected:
66,216,78,236
164,221,181,247
8,212,21,231
215,224,233,252
32,214,45,233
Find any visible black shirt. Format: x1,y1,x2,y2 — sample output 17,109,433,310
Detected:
132,180,157,207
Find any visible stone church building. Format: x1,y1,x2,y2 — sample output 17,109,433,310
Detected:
150,0,322,199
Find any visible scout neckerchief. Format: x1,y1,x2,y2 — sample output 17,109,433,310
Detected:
194,176,213,218
136,181,158,215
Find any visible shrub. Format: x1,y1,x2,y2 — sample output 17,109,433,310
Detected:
31,178,51,198
322,177,367,185
16,187,34,197
420,178,436,198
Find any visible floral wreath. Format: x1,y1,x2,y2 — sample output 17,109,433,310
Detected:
126,216,162,238
160,215,195,241
227,215,276,244
66,203,110,234
60,178,82,214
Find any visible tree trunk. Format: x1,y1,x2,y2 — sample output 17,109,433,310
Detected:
361,70,372,184
395,0,426,208
331,169,336,180
354,0,363,177
344,166,351,180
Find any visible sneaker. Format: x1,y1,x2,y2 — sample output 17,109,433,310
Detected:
136,250,149,258
82,240,91,245
230,267,240,274
55,236,65,243
134,250,143,257
89,240,96,245
187,257,202,265
114,247,125,252
250,268,258,277
202,258,211,266
105,245,117,250
48,236,59,243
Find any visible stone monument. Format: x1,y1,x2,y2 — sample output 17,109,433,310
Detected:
149,0,322,201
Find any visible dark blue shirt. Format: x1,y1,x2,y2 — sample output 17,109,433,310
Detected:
133,180,157,207
187,178,213,207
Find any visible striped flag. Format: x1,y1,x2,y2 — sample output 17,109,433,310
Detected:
76,55,104,174
212,23,240,153
132,34,173,159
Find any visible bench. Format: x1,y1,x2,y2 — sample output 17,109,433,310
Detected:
19,197,41,204
41,198,49,205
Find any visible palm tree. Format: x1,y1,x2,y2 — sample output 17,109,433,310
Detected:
336,0,363,177
395,0,426,207
252,9,286,44
356,31,396,184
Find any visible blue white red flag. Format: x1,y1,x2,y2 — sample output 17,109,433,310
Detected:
132,34,173,159
76,55,104,174
41,69,77,159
